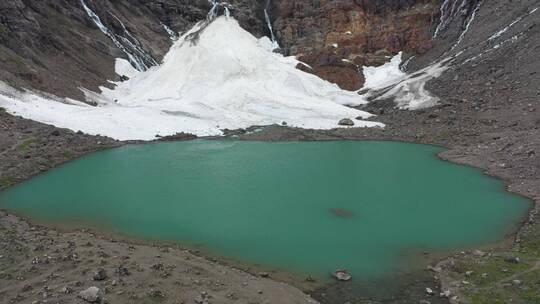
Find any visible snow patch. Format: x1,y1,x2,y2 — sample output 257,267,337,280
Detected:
360,53,448,110
115,58,140,79
0,17,384,141
376,60,448,110
362,53,407,90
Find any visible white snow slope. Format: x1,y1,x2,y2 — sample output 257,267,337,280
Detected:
0,17,384,141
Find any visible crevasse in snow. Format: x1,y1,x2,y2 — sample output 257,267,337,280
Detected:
0,17,384,141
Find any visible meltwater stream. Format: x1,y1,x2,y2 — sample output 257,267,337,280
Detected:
0,141,530,280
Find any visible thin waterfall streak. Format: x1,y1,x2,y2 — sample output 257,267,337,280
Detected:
433,0,451,38
400,56,415,71
488,7,538,41
450,0,483,51
433,0,469,39
161,23,179,41
80,0,156,71
264,0,279,49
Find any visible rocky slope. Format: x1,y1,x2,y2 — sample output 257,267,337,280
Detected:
1,0,540,303
0,0,454,99
0,0,267,100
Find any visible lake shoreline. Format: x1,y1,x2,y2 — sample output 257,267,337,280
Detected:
1,95,538,303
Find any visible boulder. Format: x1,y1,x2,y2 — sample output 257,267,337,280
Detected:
93,268,107,281
338,118,354,126
331,269,352,281
504,256,520,264
78,286,101,303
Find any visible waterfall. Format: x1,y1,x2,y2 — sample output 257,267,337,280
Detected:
400,55,415,71
433,0,451,38
489,7,538,41
264,0,279,50
208,1,231,21
161,23,179,41
432,0,468,38
450,0,483,51
462,6,538,64
80,0,157,71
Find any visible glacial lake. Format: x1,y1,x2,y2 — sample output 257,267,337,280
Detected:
0,141,530,280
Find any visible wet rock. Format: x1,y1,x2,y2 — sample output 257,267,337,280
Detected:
504,256,520,264
472,250,486,257
194,291,211,304
338,118,355,126
439,290,451,298
148,288,165,298
21,285,32,292
331,269,352,281
151,263,164,271
93,268,107,281
427,265,441,273
51,130,60,136
116,265,130,276
78,286,101,303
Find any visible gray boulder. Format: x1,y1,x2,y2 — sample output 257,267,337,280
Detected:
338,118,355,126
78,286,101,303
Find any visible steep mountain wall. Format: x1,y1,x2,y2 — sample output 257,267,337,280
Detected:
0,0,266,100
0,0,506,98
271,0,440,90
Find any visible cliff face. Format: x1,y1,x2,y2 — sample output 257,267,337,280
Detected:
271,0,439,90
0,0,266,99
0,0,478,98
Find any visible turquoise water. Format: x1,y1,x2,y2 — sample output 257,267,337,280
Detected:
0,141,530,279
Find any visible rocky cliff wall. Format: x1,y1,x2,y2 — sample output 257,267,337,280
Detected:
0,0,266,100
0,0,485,98
271,0,440,90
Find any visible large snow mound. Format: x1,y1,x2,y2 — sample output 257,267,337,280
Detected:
0,17,383,140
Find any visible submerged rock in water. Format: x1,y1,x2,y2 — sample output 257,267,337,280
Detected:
330,208,354,218
332,269,352,281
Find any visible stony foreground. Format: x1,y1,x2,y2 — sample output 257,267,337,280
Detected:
0,110,318,304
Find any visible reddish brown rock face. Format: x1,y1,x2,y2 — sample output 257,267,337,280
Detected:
272,0,438,90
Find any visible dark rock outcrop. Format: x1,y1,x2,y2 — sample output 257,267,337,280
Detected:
271,0,440,90
0,0,266,100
